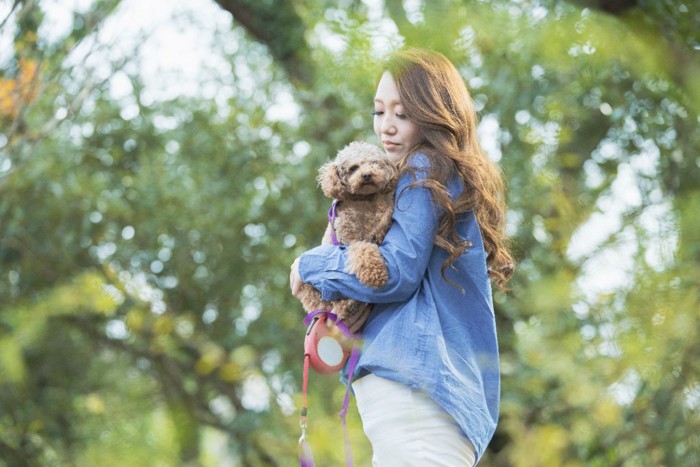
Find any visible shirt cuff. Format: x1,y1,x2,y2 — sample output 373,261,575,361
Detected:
298,244,348,302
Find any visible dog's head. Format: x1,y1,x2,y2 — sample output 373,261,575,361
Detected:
318,142,398,200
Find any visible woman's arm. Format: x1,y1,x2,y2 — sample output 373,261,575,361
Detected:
296,162,439,304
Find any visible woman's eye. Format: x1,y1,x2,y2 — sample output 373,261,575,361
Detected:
396,113,407,120
349,165,359,173
372,110,383,116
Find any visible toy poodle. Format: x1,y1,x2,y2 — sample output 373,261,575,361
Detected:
297,141,398,327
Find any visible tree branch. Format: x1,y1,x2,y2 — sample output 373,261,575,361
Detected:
213,0,314,87
573,0,639,14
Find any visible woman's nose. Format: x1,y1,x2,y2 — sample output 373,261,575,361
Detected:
381,116,396,134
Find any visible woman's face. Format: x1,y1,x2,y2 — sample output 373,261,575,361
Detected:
373,72,421,162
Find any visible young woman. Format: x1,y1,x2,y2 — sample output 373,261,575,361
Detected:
290,48,514,466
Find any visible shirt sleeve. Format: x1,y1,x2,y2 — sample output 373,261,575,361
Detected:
298,157,439,304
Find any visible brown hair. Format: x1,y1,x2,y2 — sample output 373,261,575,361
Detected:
383,48,514,290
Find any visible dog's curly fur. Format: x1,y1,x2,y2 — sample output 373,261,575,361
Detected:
297,141,398,322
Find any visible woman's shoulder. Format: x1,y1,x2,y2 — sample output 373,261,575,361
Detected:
396,152,431,186
404,151,430,171
402,151,462,189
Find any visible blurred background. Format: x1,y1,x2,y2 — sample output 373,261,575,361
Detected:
1,0,698,465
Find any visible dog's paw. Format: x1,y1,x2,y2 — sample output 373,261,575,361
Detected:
347,242,388,288
332,299,357,321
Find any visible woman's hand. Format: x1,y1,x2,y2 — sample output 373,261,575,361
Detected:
289,257,304,298
340,302,373,334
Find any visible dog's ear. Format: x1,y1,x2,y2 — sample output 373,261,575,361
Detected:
381,160,399,193
319,161,344,199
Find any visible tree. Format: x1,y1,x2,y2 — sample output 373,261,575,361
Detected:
2,0,371,464
1,0,698,465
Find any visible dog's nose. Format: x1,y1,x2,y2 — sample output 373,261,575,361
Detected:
362,173,372,182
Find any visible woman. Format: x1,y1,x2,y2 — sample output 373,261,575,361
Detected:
290,48,514,466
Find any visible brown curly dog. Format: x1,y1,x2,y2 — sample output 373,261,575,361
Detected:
297,141,398,330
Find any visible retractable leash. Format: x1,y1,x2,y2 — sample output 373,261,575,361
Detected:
299,309,361,467
299,200,361,466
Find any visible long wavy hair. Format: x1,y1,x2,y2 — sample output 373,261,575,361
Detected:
383,48,514,290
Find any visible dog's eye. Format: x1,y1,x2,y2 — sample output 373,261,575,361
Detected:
348,165,359,173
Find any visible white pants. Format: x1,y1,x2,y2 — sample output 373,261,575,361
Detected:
352,374,476,466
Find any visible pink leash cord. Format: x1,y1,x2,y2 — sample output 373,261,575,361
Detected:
300,310,361,467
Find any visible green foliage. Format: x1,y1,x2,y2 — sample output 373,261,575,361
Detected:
1,0,698,465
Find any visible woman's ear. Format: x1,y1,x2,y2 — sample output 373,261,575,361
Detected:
319,162,344,199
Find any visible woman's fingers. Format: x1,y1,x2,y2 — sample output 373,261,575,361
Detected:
342,302,373,334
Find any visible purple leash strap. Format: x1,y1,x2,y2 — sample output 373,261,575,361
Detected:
323,313,361,467
340,344,360,467
303,308,329,327
327,200,341,246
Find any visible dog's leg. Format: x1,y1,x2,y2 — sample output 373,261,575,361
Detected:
346,241,388,288
298,284,331,313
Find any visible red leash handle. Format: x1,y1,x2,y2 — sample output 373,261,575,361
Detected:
305,312,353,374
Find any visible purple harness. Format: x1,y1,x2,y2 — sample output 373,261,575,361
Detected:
328,200,341,246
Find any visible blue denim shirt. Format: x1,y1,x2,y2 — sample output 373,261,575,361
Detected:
298,153,499,461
